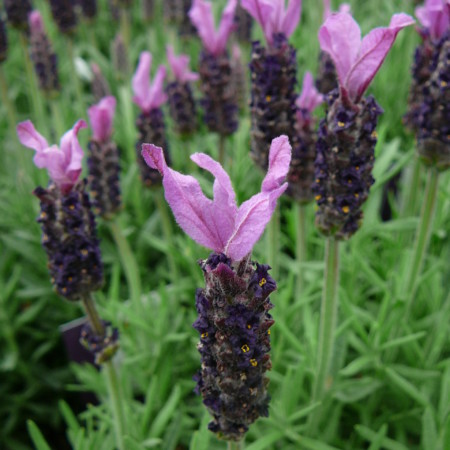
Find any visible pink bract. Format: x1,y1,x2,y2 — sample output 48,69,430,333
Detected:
17,119,87,193
241,0,302,45
415,0,450,40
132,51,167,113
88,96,116,142
29,10,45,33
189,0,238,56
323,0,351,22
166,46,199,83
141,136,292,261
296,72,323,126
319,12,415,103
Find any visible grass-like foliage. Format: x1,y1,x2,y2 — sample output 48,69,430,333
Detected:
0,0,449,449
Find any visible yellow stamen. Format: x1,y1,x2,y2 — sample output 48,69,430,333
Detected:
259,278,267,287
371,130,378,139
241,344,250,353
338,121,345,127
250,359,258,367
69,204,75,210
315,194,322,201
342,206,350,214
266,95,271,102
247,324,251,329
441,80,447,87
267,330,271,335
201,332,208,338
81,249,88,256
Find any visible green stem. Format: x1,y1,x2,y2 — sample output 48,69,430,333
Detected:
404,167,440,315
49,97,65,138
0,66,17,130
104,361,126,450
81,293,126,450
67,37,84,114
109,220,143,312
154,190,179,281
218,135,226,167
296,203,307,299
120,8,131,49
227,441,244,450
81,293,104,335
403,156,422,218
267,205,279,279
307,237,340,433
19,33,46,134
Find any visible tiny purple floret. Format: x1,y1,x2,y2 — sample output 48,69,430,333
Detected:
132,51,167,113
319,12,415,103
88,96,116,142
17,119,87,193
241,0,302,45
189,0,238,56
142,136,292,261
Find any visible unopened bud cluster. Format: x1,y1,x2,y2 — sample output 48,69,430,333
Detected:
193,253,275,441
49,0,77,34
316,51,338,95
313,91,383,239
4,0,32,30
166,80,198,135
34,181,103,301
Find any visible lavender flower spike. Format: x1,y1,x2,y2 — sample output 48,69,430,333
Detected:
166,46,199,135
87,96,122,218
190,0,239,136
241,0,302,45
132,52,171,187
287,72,323,203
319,12,415,104
142,136,291,440
16,120,104,302
314,12,414,239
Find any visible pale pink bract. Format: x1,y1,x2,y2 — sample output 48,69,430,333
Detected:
166,46,199,83
141,136,292,261
88,96,116,142
241,0,302,45
29,10,45,33
17,119,87,193
296,72,323,126
132,51,167,113
319,12,415,103
189,0,238,56
415,0,450,40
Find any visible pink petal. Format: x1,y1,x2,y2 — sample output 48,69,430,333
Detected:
166,46,199,83
425,0,450,39
16,120,49,159
224,183,287,261
132,52,152,112
191,152,238,241
241,0,275,43
261,135,292,192
141,144,226,252
323,0,331,21
346,13,415,102
215,0,238,55
88,96,116,142
189,0,217,54
281,0,302,38
59,120,87,182
147,65,167,109
318,12,361,95
29,10,44,33
35,145,69,187
338,3,351,14
296,71,323,112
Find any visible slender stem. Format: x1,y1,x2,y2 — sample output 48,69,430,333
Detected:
67,37,84,114
267,205,279,279
80,294,126,450
120,8,131,49
109,219,143,312
104,361,126,450
307,237,340,434
227,441,243,450
19,33,46,134
404,167,440,315
81,293,104,335
403,156,422,218
154,190,179,281
0,66,17,130
49,97,65,138
218,135,226,167
296,203,307,298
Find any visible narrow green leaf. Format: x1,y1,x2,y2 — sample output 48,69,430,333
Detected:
245,431,284,450
334,377,383,403
148,385,181,438
380,331,426,350
385,367,430,407
288,402,321,423
339,355,374,377
189,411,211,450
422,407,437,450
58,400,80,433
27,420,52,450
355,425,409,450
367,424,388,450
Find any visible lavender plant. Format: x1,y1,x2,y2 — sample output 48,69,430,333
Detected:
28,11,60,96
87,96,122,219
142,135,292,444
132,51,170,187
90,63,111,102
308,11,414,432
189,0,239,153
4,0,32,31
166,45,199,136
48,0,77,35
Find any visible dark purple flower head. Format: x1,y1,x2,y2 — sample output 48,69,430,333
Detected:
80,320,119,364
